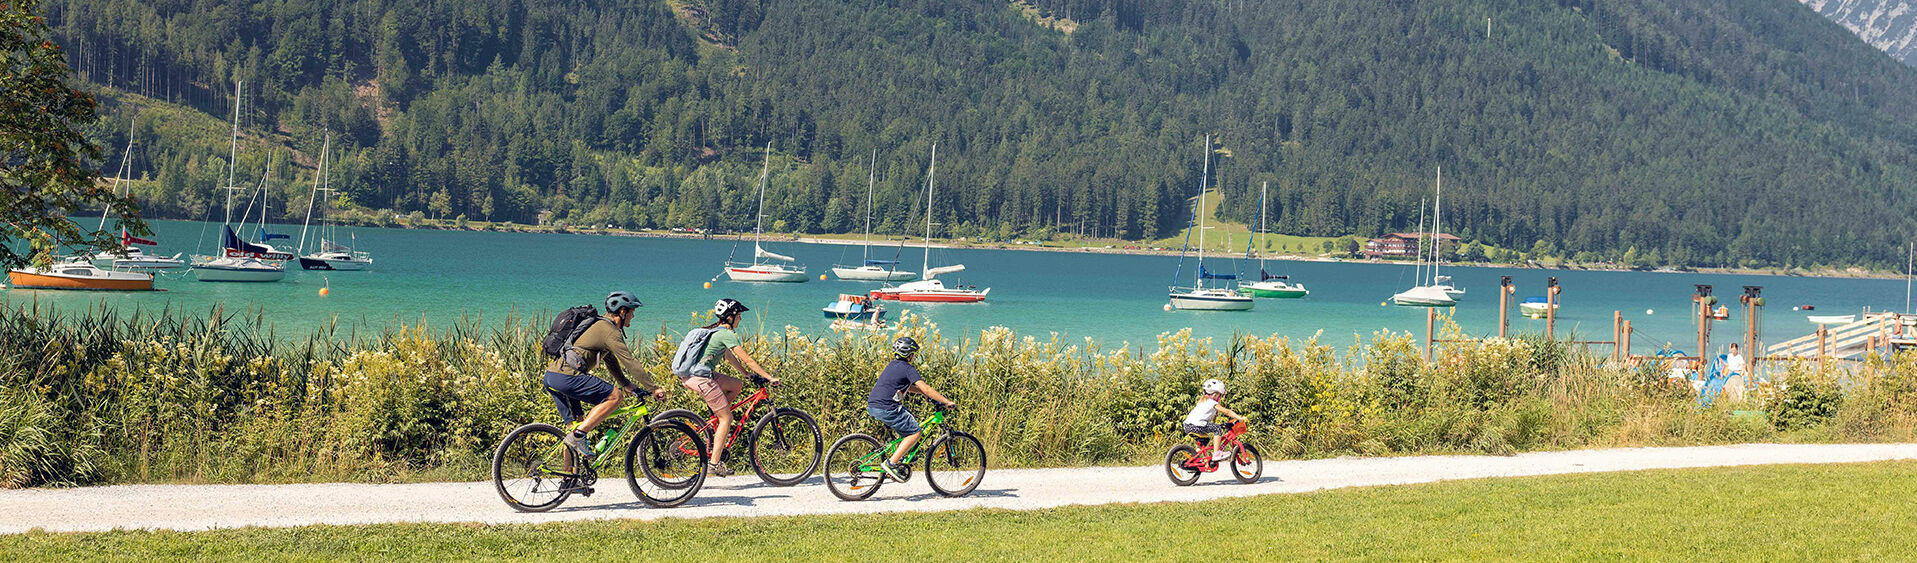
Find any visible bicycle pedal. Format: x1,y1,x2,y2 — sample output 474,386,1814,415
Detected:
578,487,595,497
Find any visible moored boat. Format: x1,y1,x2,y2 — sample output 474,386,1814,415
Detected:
823,294,886,320
1167,135,1251,312
725,143,809,283
1390,285,1456,307
1170,287,1254,311
1519,296,1556,318
1238,181,1306,299
8,259,155,291
832,150,918,282
296,134,374,271
871,143,989,303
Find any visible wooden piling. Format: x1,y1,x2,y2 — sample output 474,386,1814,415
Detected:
1425,307,1436,360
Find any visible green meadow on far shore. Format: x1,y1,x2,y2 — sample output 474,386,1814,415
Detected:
5,461,1912,559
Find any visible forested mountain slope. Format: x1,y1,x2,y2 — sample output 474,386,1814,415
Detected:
1803,0,1917,66
44,0,1917,268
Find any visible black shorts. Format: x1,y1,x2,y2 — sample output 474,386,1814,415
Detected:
543,371,615,423
1182,422,1223,436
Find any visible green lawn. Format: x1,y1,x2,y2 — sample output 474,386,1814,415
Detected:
6,461,1912,560
1151,189,1351,255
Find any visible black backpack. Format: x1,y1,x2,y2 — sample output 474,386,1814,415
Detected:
542,305,601,359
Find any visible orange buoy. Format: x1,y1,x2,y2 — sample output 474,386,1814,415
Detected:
703,282,712,289
819,274,827,281
319,287,330,296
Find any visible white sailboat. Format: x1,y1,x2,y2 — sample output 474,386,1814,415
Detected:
833,150,917,282
1169,135,1253,312
193,81,286,283
1391,167,1455,307
870,143,989,303
85,119,185,271
297,134,371,271
725,142,809,283
1237,181,1307,298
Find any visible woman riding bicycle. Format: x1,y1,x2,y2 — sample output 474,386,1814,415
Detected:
682,298,781,477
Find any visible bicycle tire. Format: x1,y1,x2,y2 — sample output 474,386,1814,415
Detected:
925,431,986,497
1165,444,1202,486
824,433,885,501
625,419,708,508
1231,442,1263,484
492,423,575,512
749,407,823,486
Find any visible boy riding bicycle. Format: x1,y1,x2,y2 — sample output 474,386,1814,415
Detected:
1182,379,1247,461
867,336,957,481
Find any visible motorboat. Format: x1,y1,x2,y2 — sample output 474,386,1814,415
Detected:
1807,315,1855,325
871,144,989,303
8,259,155,291
823,294,886,321
1519,296,1556,318
1167,135,1250,312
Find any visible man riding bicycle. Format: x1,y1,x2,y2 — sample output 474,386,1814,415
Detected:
546,291,668,460
682,298,782,477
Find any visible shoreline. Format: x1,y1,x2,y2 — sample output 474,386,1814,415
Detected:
128,216,1911,281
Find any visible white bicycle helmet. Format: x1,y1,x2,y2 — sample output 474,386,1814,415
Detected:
1202,378,1227,396
713,298,749,320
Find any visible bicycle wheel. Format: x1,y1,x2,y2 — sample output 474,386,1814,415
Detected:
1164,444,1202,486
749,407,823,486
625,419,708,508
492,423,576,512
1230,442,1263,484
824,433,885,501
925,431,986,497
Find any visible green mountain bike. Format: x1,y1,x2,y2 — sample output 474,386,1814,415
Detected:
823,402,986,501
491,396,708,511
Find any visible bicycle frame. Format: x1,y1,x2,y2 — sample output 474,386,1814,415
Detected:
547,400,653,475
692,384,776,451
855,408,949,472
1183,420,1249,472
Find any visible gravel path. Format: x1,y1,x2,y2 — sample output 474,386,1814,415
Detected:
5,443,1912,534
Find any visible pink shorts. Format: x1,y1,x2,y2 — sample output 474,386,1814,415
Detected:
682,373,740,413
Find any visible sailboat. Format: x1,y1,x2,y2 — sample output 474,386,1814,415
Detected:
725,143,809,283
1169,135,1253,311
870,143,989,303
193,82,287,283
297,134,372,271
1237,181,1307,298
833,150,917,282
1391,168,1455,306
83,119,185,271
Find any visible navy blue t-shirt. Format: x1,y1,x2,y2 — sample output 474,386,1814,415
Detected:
867,359,923,409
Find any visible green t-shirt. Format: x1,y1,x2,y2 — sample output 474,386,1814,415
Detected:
696,327,742,371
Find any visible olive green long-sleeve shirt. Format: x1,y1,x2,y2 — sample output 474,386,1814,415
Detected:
545,318,660,392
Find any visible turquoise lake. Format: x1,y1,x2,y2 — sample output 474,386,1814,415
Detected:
5,219,1910,356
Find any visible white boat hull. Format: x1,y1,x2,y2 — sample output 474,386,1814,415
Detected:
300,255,371,271
832,266,918,281
1520,303,1556,318
1169,290,1255,311
193,258,286,282
1391,285,1456,307
726,265,809,283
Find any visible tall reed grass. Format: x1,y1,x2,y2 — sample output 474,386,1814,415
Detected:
1,304,1912,488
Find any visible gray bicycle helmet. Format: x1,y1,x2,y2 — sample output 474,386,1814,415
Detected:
713,298,749,320
892,336,920,359
605,291,643,313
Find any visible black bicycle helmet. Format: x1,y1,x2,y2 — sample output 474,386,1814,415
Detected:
713,298,749,320
892,336,920,359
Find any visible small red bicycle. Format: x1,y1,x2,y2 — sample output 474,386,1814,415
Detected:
1164,420,1263,486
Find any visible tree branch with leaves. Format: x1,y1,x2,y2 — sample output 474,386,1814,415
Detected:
1,0,143,269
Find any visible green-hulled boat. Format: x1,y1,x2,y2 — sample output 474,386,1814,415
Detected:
1238,181,1307,299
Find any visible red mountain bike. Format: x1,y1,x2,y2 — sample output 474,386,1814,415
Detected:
652,377,823,486
1165,420,1263,486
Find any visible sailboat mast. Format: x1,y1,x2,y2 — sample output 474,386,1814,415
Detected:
862,149,876,263
1414,197,1427,285
1196,135,1210,286
225,81,243,225
298,133,329,254
754,142,771,248
1432,166,1442,284
100,118,137,232
923,143,937,275
1257,181,1268,273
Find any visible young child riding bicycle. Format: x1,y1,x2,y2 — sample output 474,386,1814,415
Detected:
868,336,957,481
1182,379,1247,461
